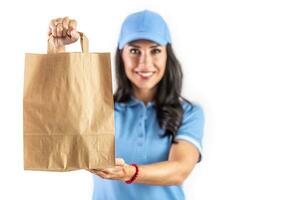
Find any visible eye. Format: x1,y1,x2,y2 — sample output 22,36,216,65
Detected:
151,48,161,54
129,48,141,55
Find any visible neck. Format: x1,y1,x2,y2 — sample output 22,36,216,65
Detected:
133,87,156,105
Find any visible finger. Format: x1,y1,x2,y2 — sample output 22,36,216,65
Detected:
101,166,123,174
47,27,52,37
115,158,125,166
87,169,96,174
94,171,106,178
49,19,57,37
89,169,107,179
68,19,77,35
62,16,69,37
92,170,112,179
98,171,112,179
56,23,63,37
98,170,123,180
54,17,63,37
54,17,63,26
92,168,125,181
69,29,79,42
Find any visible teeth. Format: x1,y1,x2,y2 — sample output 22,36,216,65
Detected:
136,72,154,78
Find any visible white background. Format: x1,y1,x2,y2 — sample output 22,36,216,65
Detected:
0,0,299,199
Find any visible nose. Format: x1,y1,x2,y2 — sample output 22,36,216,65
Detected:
138,52,152,68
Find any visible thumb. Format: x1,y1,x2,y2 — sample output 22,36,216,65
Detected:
70,29,79,42
64,29,79,45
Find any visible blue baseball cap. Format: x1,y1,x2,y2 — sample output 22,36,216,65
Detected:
118,10,172,49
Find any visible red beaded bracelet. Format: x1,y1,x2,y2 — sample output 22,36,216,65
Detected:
125,164,139,184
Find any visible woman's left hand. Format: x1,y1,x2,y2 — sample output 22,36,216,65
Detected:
88,158,135,182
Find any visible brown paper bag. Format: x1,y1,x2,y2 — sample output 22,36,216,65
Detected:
24,32,115,171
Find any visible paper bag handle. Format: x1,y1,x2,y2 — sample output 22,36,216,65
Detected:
47,31,89,53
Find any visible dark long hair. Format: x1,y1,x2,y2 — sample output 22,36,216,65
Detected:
114,44,191,143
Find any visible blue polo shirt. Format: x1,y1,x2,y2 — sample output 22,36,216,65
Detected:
92,97,205,200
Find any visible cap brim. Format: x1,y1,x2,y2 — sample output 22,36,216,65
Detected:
118,32,168,49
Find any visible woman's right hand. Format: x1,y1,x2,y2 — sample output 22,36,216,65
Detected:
48,17,79,50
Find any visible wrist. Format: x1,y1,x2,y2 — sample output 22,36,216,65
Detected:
55,46,66,53
47,43,66,53
125,164,139,184
124,164,136,181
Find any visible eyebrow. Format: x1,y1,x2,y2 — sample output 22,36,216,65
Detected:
128,42,161,48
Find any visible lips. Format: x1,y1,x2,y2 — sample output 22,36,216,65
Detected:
135,71,155,78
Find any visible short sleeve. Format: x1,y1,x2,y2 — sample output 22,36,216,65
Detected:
175,102,205,162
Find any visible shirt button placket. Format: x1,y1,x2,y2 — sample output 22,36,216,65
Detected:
137,108,146,153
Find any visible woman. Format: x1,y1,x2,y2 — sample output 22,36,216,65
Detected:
48,10,204,200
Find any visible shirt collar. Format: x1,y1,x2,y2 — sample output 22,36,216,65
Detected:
116,96,156,108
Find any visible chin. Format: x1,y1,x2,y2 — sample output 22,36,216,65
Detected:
133,82,157,91
136,85,155,90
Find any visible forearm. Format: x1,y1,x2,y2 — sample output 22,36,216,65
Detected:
92,141,199,186
134,160,188,186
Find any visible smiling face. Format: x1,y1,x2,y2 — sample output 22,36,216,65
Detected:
121,40,167,98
